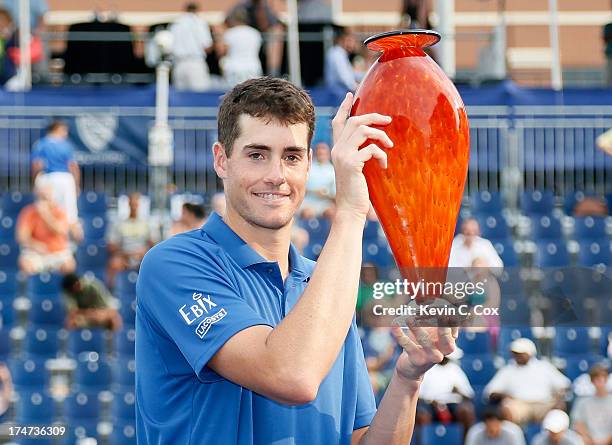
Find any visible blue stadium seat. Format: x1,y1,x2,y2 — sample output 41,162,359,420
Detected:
499,293,531,326
29,295,66,326
530,215,562,240
1,191,33,216
456,331,491,356
24,326,61,359
0,239,19,268
109,420,136,445
498,269,525,296
362,239,394,269
111,390,135,420
497,328,534,357
76,239,108,268
118,299,136,327
74,356,112,391
577,240,611,267
492,239,519,267
605,193,612,214
300,217,331,243
476,215,510,240
64,391,100,420
116,270,138,298
0,328,11,359
303,241,323,260
552,327,591,357
16,438,55,445
112,357,135,390
574,217,607,240
67,329,107,356
15,391,55,423
422,423,463,445
78,267,107,283
78,191,107,216
0,268,17,296
0,295,17,327
81,215,107,240
534,242,570,268
59,420,99,445
363,220,380,241
525,424,542,444
113,328,135,357
563,191,589,215
461,356,497,386
563,355,600,381
470,191,504,214
9,358,49,390
27,273,62,296
521,190,554,215
0,214,16,240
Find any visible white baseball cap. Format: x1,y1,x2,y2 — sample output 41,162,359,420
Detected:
542,409,570,433
510,338,537,356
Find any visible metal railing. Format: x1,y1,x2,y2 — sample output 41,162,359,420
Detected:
0,105,610,202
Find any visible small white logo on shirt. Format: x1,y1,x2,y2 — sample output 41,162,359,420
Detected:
195,309,227,339
178,292,218,325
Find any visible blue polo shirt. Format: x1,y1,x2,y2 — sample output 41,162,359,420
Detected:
31,136,75,173
136,212,376,445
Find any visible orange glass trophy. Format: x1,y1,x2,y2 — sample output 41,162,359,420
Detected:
351,30,470,296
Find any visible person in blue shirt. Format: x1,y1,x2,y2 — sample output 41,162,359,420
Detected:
136,76,458,445
31,119,82,240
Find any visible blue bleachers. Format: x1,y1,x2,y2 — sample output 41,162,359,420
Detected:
0,328,11,359
113,328,135,357
81,215,107,240
9,358,49,391
15,391,55,423
563,355,600,380
118,299,136,327
116,270,138,298
27,273,63,296
0,214,16,240
574,217,607,240
577,240,611,267
109,420,137,445
29,295,66,326
456,331,491,356
552,327,591,357
111,357,135,390
530,215,562,240
111,389,135,420
492,239,519,267
421,423,463,445
534,241,570,268
476,215,510,240
76,239,108,269
0,269,17,296
470,191,504,214
74,356,113,391
362,239,394,269
78,192,107,216
24,326,61,359
521,190,554,215
461,356,497,386
0,239,19,268
67,329,107,357
1,191,34,216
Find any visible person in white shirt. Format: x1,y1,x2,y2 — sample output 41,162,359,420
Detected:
170,2,213,91
449,217,504,271
325,27,359,93
466,408,526,445
220,6,262,86
418,348,476,434
485,338,571,425
300,142,336,218
571,364,612,445
532,410,584,445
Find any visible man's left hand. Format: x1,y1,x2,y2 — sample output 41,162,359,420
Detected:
391,320,458,382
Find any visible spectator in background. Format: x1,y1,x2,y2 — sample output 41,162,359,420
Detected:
0,362,12,422
449,217,503,271
61,273,122,331
300,142,335,219
170,2,213,91
571,364,612,445
357,262,379,316
324,27,359,94
226,0,284,77
219,6,262,86
210,192,226,217
16,176,75,275
0,8,16,85
108,192,154,287
573,197,609,217
604,19,612,86
168,202,207,237
0,0,47,35
466,407,526,445
400,0,431,29
31,119,82,240
485,338,571,425
532,410,584,445
417,348,476,435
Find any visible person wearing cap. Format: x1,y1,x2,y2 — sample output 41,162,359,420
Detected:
484,338,570,425
417,347,477,435
465,407,526,445
531,409,583,445
571,364,612,445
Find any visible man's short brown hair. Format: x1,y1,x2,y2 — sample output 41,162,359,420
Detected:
217,77,316,156
589,364,609,380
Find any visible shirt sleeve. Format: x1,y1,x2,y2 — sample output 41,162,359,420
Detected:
454,365,475,399
545,361,571,391
351,321,377,429
570,397,585,424
484,367,510,397
137,239,273,380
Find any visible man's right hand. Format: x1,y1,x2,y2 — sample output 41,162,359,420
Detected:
330,92,393,220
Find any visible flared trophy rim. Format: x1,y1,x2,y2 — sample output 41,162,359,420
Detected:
364,29,441,52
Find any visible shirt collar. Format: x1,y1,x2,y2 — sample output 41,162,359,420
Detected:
202,212,311,281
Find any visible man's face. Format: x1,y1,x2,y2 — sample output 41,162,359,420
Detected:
128,193,140,215
512,351,531,365
592,373,608,392
462,219,480,239
214,115,311,230
484,418,502,438
314,143,331,164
